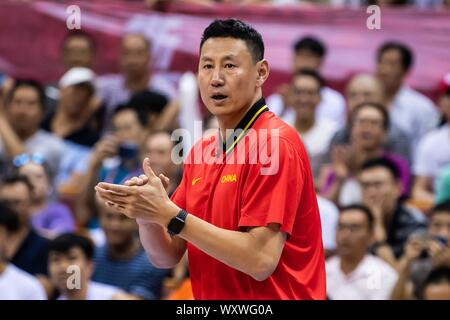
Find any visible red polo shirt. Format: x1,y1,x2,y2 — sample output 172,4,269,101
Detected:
171,98,326,300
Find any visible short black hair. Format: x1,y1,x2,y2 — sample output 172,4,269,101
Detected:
0,174,34,195
7,79,45,110
128,90,168,125
62,30,96,52
377,41,414,72
293,36,326,58
430,200,450,219
361,157,401,181
424,267,450,288
293,68,325,90
48,233,94,261
112,104,147,127
0,201,20,232
200,19,264,63
339,204,374,231
351,102,390,131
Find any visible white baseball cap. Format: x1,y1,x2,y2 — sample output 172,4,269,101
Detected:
59,67,95,89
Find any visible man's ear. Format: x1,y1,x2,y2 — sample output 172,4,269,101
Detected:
256,59,270,88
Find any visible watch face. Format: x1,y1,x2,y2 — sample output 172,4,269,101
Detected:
167,212,186,236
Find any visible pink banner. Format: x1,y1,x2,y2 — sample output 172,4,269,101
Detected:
0,1,449,98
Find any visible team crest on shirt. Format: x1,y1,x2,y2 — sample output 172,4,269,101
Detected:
221,174,237,184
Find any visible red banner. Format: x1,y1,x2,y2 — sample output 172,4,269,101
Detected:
0,1,449,97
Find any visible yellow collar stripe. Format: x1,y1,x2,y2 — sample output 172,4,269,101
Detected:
225,104,268,155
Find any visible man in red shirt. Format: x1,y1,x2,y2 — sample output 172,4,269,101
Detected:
96,19,326,300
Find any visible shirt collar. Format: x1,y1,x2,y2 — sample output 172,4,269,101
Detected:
217,97,268,157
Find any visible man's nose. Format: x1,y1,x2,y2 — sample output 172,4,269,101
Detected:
211,67,224,87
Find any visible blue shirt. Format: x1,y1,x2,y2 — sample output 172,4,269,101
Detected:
92,244,169,300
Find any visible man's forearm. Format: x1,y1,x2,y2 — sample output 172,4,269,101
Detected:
138,221,187,268
178,214,285,281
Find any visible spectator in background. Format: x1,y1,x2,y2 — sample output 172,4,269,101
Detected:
358,158,427,267
45,30,98,120
142,130,181,196
13,153,75,237
320,102,411,206
61,30,96,71
76,104,147,227
48,233,124,300
286,69,338,179
0,201,46,300
97,33,178,130
268,36,346,128
92,199,169,300
391,201,450,299
376,41,440,153
326,204,398,300
127,89,172,132
0,80,64,181
0,176,49,276
412,74,450,204
317,195,339,258
421,267,450,300
42,67,103,148
329,73,411,163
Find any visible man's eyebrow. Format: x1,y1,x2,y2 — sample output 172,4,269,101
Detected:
200,55,237,62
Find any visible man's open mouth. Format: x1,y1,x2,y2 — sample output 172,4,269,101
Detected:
211,94,228,101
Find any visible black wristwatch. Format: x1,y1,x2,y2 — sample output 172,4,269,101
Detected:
167,209,188,236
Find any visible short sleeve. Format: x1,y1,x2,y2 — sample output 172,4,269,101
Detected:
238,138,305,235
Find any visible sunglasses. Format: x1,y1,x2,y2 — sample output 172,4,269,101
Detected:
12,153,46,168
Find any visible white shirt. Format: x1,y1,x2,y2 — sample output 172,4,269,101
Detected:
267,86,346,128
326,255,398,300
317,196,339,251
297,119,338,178
413,124,450,188
389,86,440,155
0,264,46,300
58,281,122,300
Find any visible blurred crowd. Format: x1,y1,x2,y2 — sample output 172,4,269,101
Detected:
1,7,450,301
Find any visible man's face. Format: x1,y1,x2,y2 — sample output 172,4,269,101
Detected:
48,247,92,292
59,84,92,117
6,86,43,135
359,167,401,211
111,110,144,144
350,107,386,151
376,49,406,90
120,35,150,78
18,163,49,202
423,282,450,300
336,210,372,258
428,212,450,243
293,50,322,72
0,183,32,227
346,78,385,116
291,75,321,121
197,37,263,118
62,36,94,70
143,133,175,177
99,203,138,248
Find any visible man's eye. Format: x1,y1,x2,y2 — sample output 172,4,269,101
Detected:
225,64,235,69
203,64,213,69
